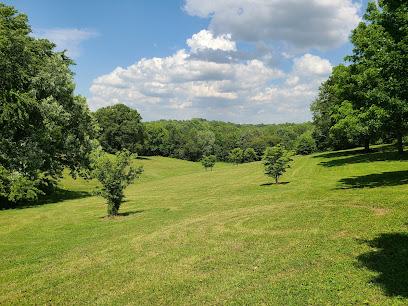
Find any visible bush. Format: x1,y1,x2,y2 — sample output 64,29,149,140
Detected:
91,150,143,216
228,148,244,165
243,148,258,162
201,155,216,171
263,145,292,184
294,133,317,155
0,166,45,207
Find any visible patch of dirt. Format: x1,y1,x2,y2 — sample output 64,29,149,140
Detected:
371,207,390,216
332,230,350,239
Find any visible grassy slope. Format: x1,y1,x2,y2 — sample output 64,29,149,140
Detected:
0,150,407,305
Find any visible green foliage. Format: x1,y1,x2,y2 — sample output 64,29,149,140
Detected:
243,148,258,162
0,166,44,205
94,104,145,154
0,4,96,205
312,0,408,153
91,150,143,216
263,145,292,183
228,148,244,165
201,155,216,171
295,133,317,155
141,119,312,162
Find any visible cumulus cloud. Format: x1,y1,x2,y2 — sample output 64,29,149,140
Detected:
187,30,236,53
183,0,361,50
34,28,98,58
89,30,332,123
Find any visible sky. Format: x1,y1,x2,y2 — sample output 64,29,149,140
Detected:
5,0,369,123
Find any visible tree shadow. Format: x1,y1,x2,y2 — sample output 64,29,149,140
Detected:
117,210,144,216
338,170,408,189
1,187,92,210
316,148,375,159
318,150,408,168
260,182,290,186
357,233,408,298
100,210,145,219
136,156,151,160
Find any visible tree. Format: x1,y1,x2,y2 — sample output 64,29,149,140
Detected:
263,145,292,184
94,104,145,154
228,148,244,165
91,150,143,216
358,1,408,154
0,4,97,205
201,155,216,171
295,132,317,155
243,148,258,162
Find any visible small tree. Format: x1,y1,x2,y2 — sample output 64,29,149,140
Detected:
294,132,317,155
91,150,143,216
228,148,244,165
243,147,258,162
263,145,292,184
201,155,216,171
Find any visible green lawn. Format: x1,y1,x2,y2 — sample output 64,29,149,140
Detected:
1,147,407,305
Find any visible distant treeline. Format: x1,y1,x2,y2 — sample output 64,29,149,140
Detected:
93,104,314,162
141,119,313,161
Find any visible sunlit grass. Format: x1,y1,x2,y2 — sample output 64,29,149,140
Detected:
1,148,407,304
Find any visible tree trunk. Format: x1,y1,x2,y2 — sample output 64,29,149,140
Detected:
364,138,370,153
397,132,404,154
275,176,278,184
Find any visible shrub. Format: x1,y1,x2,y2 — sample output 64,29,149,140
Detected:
263,145,292,184
295,133,317,155
243,148,258,162
201,155,216,171
91,150,143,216
228,148,244,165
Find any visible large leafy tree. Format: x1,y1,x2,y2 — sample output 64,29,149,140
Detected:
363,0,408,153
312,0,407,153
0,4,96,204
94,104,145,154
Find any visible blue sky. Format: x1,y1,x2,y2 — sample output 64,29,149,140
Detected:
5,0,369,123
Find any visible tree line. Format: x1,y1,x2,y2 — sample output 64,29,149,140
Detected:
311,0,407,153
94,104,316,162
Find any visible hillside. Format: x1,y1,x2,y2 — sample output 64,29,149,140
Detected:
1,147,407,305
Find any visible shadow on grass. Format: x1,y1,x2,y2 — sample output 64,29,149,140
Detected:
338,170,408,189
118,210,144,216
315,146,407,168
1,188,92,210
136,156,151,160
357,233,408,298
100,210,145,219
260,182,290,186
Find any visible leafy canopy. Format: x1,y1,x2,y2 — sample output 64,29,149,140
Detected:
263,145,292,184
91,150,143,216
201,155,216,171
94,104,145,154
0,4,96,205
228,148,244,165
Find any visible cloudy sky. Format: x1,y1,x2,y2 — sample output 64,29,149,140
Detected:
6,0,368,123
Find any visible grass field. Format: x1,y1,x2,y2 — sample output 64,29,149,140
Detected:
1,146,407,305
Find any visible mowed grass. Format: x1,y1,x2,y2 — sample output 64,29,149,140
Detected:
1,148,408,305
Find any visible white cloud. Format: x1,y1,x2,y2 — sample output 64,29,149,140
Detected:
34,28,98,58
184,0,361,50
89,31,332,123
187,30,236,53
292,53,332,76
